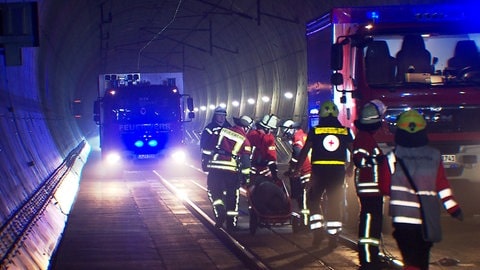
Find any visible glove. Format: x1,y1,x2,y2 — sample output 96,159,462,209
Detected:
269,163,279,178
451,208,464,221
201,158,209,172
241,174,251,187
202,154,210,172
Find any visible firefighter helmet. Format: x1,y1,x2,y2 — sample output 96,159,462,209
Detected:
234,115,254,128
319,101,339,118
359,101,384,124
396,109,426,133
280,119,299,137
259,114,279,130
214,106,227,115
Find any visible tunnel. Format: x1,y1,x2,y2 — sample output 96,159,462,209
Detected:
0,0,475,269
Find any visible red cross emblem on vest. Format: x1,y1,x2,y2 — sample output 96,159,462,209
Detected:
323,134,340,152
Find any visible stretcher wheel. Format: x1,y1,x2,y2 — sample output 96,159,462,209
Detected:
249,209,258,235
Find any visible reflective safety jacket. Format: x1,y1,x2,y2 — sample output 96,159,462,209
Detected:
290,129,311,179
380,145,461,225
306,117,353,166
247,129,277,176
353,130,390,197
206,125,251,176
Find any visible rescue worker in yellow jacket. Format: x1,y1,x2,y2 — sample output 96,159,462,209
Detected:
204,115,254,231
294,100,354,248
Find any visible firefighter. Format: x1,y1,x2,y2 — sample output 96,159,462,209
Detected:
293,100,354,248
247,114,280,184
380,110,463,270
200,106,232,171
205,115,253,231
352,100,390,270
280,120,311,230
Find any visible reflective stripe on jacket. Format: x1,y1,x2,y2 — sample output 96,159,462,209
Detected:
388,145,460,224
207,126,251,175
352,130,388,197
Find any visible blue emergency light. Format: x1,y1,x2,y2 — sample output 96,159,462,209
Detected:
148,140,158,147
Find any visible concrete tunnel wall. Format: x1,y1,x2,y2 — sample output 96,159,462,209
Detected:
0,46,87,269
0,0,460,269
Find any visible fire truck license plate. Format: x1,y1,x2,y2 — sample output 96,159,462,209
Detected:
137,154,156,159
442,155,456,163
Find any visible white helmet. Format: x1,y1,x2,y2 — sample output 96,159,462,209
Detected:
359,99,387,124
234,115,254,129
259,114,279,130
280,119,299,137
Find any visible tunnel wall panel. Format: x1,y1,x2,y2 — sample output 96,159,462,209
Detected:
0,46,87,268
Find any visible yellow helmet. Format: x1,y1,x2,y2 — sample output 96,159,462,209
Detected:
396,110,426,133
319,100,339,118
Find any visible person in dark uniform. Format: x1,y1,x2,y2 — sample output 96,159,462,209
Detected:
200,106,232,171
352,100,390,269
205,115,253,231
293,100,354,248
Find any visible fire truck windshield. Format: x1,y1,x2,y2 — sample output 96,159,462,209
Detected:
363,33,480,86
104,86,181,124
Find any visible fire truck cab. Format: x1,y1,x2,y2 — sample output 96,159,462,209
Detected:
94,73,194,165
306,4,480,179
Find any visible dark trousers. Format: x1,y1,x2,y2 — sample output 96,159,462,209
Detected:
308,165,345,236
358,196,383,268
207,169,240,227
393,223,433,270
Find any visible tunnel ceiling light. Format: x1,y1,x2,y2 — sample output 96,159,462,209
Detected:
200,105,207,111
232,100,240,107
261,96,270,103
209,104,216,110
247,98,255,105
219,103,226,108
284,92,294,99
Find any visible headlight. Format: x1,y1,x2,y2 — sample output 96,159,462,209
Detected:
171,149,187,164
105,152,122,165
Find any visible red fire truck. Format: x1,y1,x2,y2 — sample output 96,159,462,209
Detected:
306,4,480,179
94,73,194,164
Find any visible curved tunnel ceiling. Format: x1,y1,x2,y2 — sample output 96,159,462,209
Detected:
39,0,416,136
38,0,446,137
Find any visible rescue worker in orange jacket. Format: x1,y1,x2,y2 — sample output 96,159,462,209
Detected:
380,110,463,270
247,114,280,183
280,120,311,229
200,106,232,171
352,100,390,270
294,100,354,248
205,115,254,231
